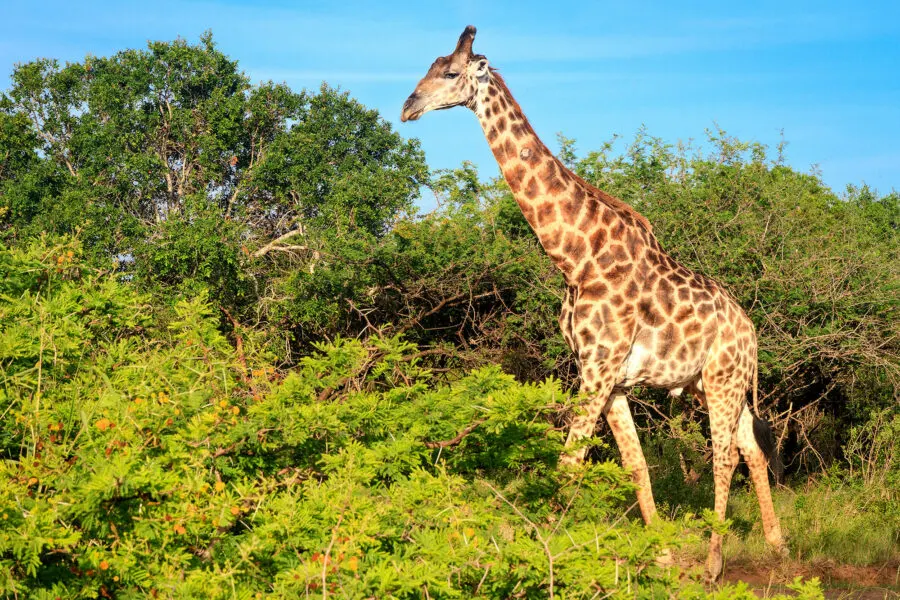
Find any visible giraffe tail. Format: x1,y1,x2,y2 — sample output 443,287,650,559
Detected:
751,414,784,484
750,363,784,482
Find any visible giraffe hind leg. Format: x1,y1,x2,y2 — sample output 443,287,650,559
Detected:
702,388,743,582
736,407,786,553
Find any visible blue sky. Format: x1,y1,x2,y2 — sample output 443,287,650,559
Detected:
2,0,898,203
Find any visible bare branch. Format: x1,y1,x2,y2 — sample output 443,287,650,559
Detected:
424,419,487,449
252,228,307,258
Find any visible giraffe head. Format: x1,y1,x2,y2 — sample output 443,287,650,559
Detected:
400,25,490,122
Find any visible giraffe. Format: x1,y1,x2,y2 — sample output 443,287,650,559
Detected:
401,26,787,580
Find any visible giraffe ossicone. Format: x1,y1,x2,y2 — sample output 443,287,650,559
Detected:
402,25,786,581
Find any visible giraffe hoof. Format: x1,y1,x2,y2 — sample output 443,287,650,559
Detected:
704,557,723,584
654,548,675,568
703,567,723,585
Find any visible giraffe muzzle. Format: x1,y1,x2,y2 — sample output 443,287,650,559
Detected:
400,93,424,122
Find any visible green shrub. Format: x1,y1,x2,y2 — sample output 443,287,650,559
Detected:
3,238,823,598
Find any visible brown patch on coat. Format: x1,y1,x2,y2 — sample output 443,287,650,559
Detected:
574,303,592,321
536,203,557,228
577,261,599,286
625,280,640,300
605,263,632,286
638,299,660,327
580,281,609,301
697,302,714,320
674,305,693,324
588,227,607,251
659,323,677,359
524,177,539,199
560,196,581,225
506,164,526,191
578,328,596,346
657,278,676,316
610,244,628,263
503,139,516,163
561,233,588,263
541,227,562,250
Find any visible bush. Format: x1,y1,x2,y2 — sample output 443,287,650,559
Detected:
842,408,900,489
4,238,824,598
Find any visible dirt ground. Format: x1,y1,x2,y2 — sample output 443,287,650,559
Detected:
722,558,900,599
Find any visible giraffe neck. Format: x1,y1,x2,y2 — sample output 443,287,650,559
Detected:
472,73,652,277
473,75,568,231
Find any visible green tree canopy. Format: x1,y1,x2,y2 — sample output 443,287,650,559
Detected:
0,33,427,315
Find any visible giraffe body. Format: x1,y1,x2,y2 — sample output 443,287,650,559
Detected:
402,26,786,580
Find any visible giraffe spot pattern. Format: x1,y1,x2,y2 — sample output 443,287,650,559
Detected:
457,71,778,560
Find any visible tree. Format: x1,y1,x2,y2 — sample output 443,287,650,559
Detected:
0,33,427,324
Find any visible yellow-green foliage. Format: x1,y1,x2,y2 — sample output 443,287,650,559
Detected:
0,238,822,599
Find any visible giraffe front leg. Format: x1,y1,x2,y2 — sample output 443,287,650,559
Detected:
560,342,619,466
559,377,613,466
603,391,658,524
558,285,577,354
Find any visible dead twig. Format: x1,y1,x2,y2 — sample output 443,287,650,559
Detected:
220,307,249,385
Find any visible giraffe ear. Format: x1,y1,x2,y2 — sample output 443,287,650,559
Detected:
474,58,490,79
454,25,477,56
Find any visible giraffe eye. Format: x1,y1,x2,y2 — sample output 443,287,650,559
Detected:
444,72,459,79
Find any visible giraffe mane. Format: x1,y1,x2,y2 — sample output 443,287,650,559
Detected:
489,70,654,233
